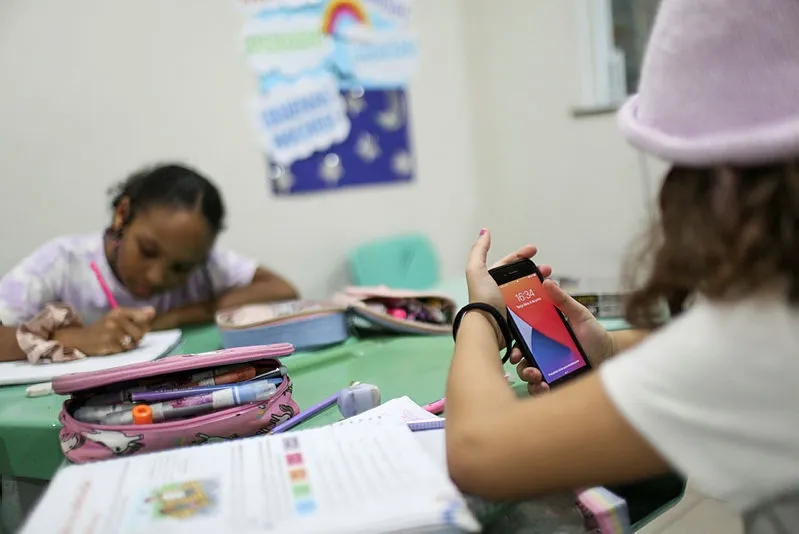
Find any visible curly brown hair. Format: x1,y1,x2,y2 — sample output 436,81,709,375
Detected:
624,161,799,328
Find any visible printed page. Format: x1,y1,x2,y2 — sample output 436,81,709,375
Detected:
414,429,447,471
333,396,441,427
21,423,478,534
0,330,182,386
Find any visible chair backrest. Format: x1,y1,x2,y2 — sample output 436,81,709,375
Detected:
349,234,440,290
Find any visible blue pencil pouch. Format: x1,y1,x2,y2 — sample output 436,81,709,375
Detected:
217,289,456,351
216,301,350,352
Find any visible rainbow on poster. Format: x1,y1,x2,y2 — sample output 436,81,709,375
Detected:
322,0,370,34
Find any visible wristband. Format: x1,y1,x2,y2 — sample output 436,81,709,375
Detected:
452,303,514,362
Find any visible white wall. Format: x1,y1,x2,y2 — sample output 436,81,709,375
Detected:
0,0,478,298
462,0,663,283
0,0,664,297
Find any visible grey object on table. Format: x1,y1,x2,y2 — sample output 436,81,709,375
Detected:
467,493,589,533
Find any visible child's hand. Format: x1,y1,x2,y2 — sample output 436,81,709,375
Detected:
54,307,155,356
509,347,550,396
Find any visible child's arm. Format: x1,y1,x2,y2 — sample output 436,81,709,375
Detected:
609,329,651,356
150,266,298,330
445,311,669,500
0,326,26,362
0,243,64,361
216,267,298,308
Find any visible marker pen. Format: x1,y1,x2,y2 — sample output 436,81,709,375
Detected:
84,364,258,406
102,380,278,425
131,377,283,403
74,402,135,423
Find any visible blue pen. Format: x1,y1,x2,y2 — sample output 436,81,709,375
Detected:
131,377,283,403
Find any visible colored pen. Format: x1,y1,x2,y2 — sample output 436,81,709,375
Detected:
101,380,278,425
84,364,262,406
74,402,135,423
271,391,339,434
423,398,445,414
90,261,118,309
132,377,283,403
271,383,381,434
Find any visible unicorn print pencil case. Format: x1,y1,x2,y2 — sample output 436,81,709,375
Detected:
53,344,299,464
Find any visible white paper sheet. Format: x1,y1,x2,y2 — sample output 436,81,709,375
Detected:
332,396,440,427
20,422,478,534
0,330,182,386
333,397,448,471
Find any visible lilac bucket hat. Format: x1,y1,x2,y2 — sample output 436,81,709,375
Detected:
617,0,799,166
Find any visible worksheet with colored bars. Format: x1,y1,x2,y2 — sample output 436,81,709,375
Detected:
20,423,479,534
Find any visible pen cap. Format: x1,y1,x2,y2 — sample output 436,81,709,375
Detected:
338,383,381,418
132,404,153,425
235,380,278,403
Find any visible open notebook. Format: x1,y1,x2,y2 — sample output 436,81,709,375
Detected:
334,396,447,471
20,419,479,534
0,329,182,386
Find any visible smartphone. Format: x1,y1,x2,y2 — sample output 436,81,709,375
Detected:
489,259,591,387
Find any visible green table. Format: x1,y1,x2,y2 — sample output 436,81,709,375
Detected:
0,288,629,482
0,326,211,480
0,321,682,532
0,326,480,480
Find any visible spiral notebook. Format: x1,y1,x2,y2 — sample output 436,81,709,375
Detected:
21,418,478,534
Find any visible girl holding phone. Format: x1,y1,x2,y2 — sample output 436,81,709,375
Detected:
445,0,799,528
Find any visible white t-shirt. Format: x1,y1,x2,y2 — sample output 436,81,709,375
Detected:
601,295,799,532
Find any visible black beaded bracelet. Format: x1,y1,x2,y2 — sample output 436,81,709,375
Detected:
452,303,515,362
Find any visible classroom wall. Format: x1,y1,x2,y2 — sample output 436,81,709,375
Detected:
0,0,665,298
462,0,665,284
0,0,478,298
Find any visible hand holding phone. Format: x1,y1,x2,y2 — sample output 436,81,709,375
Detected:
489,259,592,387
509,348,551,395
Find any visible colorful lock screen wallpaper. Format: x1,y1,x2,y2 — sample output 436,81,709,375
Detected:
499,274,588,382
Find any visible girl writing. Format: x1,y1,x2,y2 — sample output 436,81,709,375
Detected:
0,163,297,361
446,0,799,529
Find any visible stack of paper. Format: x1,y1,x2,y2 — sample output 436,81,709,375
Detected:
21,414,476,534
334,396,447,470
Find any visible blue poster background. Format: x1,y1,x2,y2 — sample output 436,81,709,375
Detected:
269,88,413,195
241,0,417,196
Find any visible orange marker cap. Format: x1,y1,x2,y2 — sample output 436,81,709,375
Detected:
132,404,153,425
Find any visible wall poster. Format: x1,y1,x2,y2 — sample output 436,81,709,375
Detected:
236,0,419,195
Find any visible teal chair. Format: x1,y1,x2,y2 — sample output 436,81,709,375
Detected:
349,234,440,290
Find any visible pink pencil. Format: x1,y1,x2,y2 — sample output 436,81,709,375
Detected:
90,261,118,309
423,398,445,414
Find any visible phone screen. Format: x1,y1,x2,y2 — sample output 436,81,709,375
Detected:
498,274,589,382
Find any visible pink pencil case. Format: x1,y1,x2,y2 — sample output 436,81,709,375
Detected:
53,344,299,464
332,286,456,335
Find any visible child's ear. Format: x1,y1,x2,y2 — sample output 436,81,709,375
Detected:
113,197,131,230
